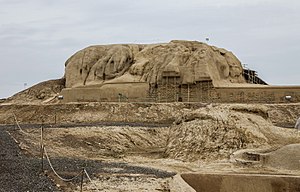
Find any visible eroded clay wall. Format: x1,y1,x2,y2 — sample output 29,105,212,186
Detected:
61,82,300,103
213,86,300,103
61,82,149,102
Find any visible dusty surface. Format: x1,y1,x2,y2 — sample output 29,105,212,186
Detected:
1,102,300,191
65,40,245,88
181,173,300,192
12,126,170,160
4,78,65,105
166,104,300,161
5,125,176,192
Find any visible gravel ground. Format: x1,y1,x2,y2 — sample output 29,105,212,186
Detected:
0,125,176,191
0,127,60,192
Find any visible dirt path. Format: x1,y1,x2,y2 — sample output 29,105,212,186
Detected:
0,127,60,192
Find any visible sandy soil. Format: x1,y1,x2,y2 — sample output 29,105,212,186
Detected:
1,102,300,191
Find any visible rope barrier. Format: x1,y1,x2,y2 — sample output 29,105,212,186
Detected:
44,147,82,182
84,169,101,192
12,113,101,191
13,113,32,136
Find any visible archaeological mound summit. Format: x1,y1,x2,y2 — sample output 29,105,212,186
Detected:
65,40,245,88
60,40,300,103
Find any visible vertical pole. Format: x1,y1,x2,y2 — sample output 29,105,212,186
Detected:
41,125,44,148
41,146,44,173
40,125,44,173
54,112,57,124
80,168,85,192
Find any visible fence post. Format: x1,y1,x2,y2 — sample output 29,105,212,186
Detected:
80,168,85,192
40,125,44,149
40,125,44,173
41,145,44,173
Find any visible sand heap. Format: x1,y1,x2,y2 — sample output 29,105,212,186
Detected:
65,40,246,88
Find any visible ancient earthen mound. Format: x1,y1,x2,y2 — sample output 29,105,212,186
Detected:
65,40,246,88
5,79,65,104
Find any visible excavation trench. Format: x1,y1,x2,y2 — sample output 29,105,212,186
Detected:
181,172,300,192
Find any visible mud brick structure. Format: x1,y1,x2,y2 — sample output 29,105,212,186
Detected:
62,79,300,104
61,40,300,103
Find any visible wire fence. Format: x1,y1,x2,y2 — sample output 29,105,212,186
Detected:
12,113,101,192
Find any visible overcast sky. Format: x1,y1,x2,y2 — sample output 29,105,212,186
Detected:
0,0,299,98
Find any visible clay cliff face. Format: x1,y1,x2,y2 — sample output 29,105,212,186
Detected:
65,40,246,88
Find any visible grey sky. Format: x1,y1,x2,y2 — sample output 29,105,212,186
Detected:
0,0,299,98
